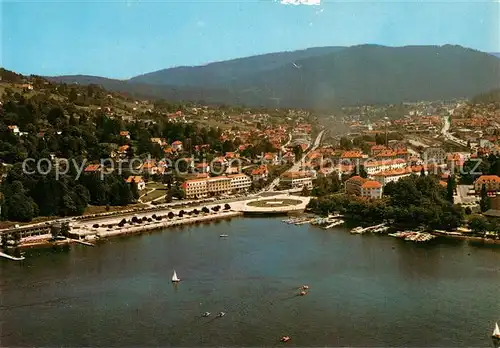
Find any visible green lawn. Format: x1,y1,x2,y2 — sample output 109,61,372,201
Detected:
141,189,168,202
247,198,302,208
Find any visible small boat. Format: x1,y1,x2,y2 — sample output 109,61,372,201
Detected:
301,285,309,290
280,336,291,342
492,322,500,339
217,311,226,317
219,234,229,238
202,312,211,317
299,290,307,296
172,270,181,283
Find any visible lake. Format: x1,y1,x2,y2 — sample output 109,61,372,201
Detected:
1,217,500,346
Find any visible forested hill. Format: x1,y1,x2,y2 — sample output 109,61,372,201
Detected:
52,44,500,108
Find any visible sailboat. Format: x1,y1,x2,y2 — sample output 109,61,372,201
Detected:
492,322,500,339
172,270,181,283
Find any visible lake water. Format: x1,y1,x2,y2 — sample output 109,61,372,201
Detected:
1,217,500,347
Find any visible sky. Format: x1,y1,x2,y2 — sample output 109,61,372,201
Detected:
2,0,500,79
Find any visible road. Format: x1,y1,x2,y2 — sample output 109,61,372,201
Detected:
441,116,468,147
265,129,326,192
455,184,479,205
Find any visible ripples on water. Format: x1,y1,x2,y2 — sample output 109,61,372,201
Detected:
1,217,500,346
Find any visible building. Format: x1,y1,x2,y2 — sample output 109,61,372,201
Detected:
120,131,131,139
7,125,20,135
345,176,383,199
227,174,252,193
345,176,365,196
181,174,251,199
181,179,208,199
372,168,411,186
361,180,383,199
125,176,146,190
474,175,500,193
251,165,268,182
206,177,231,196
363,159,407,176
423,147,447,164
279,171,313,189
171,140,183,151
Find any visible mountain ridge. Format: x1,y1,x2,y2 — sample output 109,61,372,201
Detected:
49,44,500,108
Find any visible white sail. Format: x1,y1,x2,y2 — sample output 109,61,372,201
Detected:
493,322,500,337
172,270,180,282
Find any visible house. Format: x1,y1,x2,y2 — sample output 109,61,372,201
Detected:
7,125,20,135
150,138,167,146
84,164,101,173
125,176,146,190
263,152,278,165
474,175,500,193
195,162,210,173
346,176,382,198
120,131,130,139
118,145,130,159
279,171,313,189
345,176,366,196
251,165,268,182
361,180,383,199
171,140,183,151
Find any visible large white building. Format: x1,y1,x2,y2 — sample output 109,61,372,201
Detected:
182,174,251,199
363,159,407,176
227,174,252,193
279,171,313,189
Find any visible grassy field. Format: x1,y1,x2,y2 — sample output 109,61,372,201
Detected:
141,189,167,203
246,198,302,208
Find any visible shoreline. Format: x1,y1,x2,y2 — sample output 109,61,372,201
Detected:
12,211,243,250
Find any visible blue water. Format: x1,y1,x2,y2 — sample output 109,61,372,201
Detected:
1,217,500,346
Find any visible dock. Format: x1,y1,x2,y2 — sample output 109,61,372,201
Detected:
0,251,25,261
70,239,95,247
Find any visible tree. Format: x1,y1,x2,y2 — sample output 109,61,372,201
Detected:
301,185,310,196
469,214,490,235
165,190,173,203
480,184,491,212
339,137,352,150
446,175,456,203
60,222,70,237
293,145,303,161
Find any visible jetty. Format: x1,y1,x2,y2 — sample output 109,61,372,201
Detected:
389,231,436,243
0,251,25,261
323,219,345,229
350,223,387,234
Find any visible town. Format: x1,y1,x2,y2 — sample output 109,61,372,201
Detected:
1,69,500,250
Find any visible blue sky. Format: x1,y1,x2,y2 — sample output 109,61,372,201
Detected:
2,0,499,79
